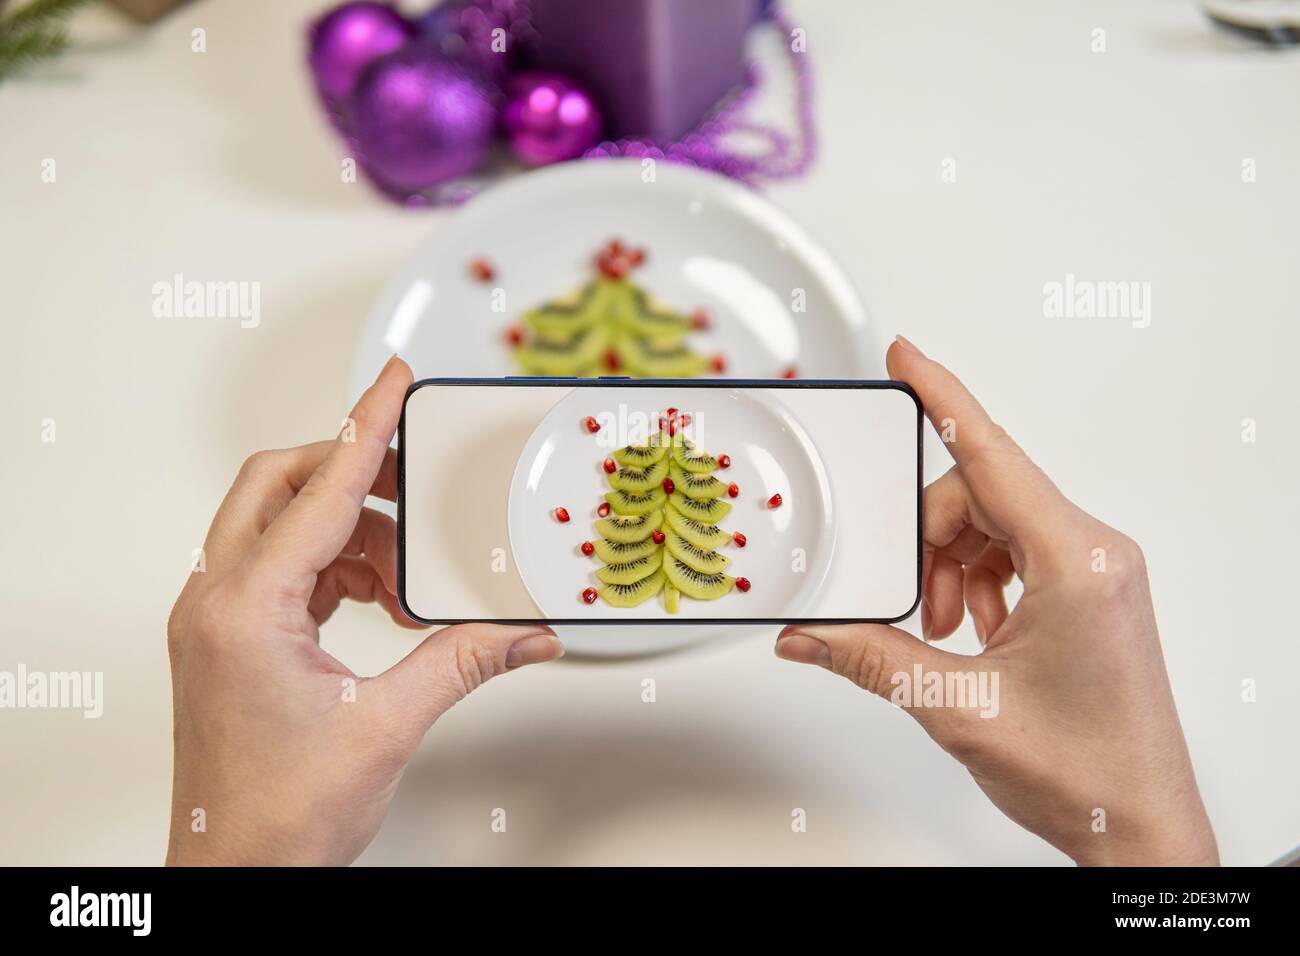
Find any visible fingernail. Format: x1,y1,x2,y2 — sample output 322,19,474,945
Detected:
506,634,564,668
921,598,933,641
775,634,833,669
894,335,923,356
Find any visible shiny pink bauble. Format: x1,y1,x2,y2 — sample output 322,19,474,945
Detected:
500,72,603,167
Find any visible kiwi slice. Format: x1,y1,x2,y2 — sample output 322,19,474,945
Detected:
605,486,668,516
607,456,669,494
671,443,720,473
592,537,657,564
595,548,663,586
521,279,610,340
664,582,680,614
663,529,730,576
669,462,728,500
613,441,668,468
615,288,692,343
599,567,666,608
666,490,731,524
623,337,707,378
515,323,609,376
664,555,734,600
664,508,730,550
595,509,663,543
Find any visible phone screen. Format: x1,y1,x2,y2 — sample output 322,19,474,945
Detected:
399,380,921,624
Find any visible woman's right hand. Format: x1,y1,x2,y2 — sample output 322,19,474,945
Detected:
775,337,1218,865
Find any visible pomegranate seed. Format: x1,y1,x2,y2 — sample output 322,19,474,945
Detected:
710,355,727,374
582,587,598,604
780,367,797,379
680,413,692,426
505,326,524,347
727,482,739,498
469,258,495,282
597,502,611,518
733,531,747,548
658,416,668,431
735,577,751,593
603,457,617,474
555,507,570,523
667,407,679,419
606,238,625,255
604,348,621,371
597,252,631,280
651,529,666,544
628,247,646,266
768,493,783,509
717,454,731,469
581,541,595,556
662,477,675,494
584,415,601,434
690,309,710,331
667,420,677,436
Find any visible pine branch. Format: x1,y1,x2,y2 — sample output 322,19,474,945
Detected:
0,0,91,78
4,0,90,29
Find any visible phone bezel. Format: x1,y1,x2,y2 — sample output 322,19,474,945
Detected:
397,378,923,626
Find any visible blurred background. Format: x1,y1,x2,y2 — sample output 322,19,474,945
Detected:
1,0,1298,865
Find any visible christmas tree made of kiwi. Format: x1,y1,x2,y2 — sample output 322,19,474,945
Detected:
509,240,722,378
575,408,752,613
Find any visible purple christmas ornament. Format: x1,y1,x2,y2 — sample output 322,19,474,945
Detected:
418,0,533,86
309,2,415,103
501,72,603,167
350,42,497,193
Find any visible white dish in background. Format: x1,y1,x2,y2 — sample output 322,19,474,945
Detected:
506,387,835,654
353,158,879,655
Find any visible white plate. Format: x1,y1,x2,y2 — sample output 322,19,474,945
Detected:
352,158,880,655
507,387,835,648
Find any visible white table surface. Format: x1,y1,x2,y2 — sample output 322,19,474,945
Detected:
2,0,1297,865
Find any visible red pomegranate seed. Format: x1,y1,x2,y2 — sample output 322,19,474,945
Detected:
602,457,617,474
582,587,598,604
606,238,625,256
597,252,631,280
604,348,621,371
597,502,611,518
735,577,751,593
768,493,783,509
658,416,668,431
690,309,710,331
680,413,692,426
710,355,727,373
667,419,677,435
554,507,570,523
469,258,495,282
580,541,595,556
780,367,797,379
667,407,679,419
651,530,666,544
717,454,731,469
505,325,524,347
628,247,646,266
584,416,601,433
727,482,739,498
732,531,747,547
662,477,675,494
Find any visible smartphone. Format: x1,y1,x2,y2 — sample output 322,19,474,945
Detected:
398,379,922,625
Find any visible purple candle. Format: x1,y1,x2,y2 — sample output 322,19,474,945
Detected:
528,0,753,142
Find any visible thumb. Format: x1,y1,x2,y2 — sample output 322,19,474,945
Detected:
372,624,563,735
776,623,972,726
